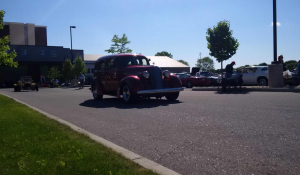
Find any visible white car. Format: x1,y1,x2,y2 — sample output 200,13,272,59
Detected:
242,66,269,86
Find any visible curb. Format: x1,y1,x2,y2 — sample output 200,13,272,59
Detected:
1,93,180,175
192,87,300,92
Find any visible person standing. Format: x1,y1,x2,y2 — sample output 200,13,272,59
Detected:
78,73,85,89
278,55,287,71
225,61,236,78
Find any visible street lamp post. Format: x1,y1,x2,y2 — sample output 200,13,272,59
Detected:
70,26,76,62
272,0,277,64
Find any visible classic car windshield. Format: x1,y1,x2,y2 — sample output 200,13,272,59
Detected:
119,56,150,68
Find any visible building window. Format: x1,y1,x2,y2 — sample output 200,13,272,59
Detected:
21,49,27,55
50,50,57,57
40,50,45,55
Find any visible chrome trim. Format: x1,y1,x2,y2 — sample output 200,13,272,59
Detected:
137,87,184,94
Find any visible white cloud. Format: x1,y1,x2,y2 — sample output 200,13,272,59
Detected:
270,22,281,26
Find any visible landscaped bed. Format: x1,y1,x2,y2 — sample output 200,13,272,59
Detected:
0,94,157,175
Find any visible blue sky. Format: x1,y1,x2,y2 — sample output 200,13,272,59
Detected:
2,0,300,68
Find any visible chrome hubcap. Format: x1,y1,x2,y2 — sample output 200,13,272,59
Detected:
123,86,130,101
259,79,266,86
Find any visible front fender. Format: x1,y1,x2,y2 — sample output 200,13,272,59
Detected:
91,78,105,94
120,75,144,93
163,74,182,88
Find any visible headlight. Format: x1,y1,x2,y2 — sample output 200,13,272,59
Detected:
163,70,171,78
142,71,150,78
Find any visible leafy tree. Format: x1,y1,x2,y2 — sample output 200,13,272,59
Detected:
0,10,18,68
47,67,61,80
285,60,298,70
62,59,74,83
155,51,173,58
177,60,189,66
206,20,239,70
105,34,132,54
73,55,87,77
195,57,214,71
258,62,268,66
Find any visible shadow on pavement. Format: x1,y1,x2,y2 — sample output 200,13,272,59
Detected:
214,90,250,95
79,98,182,109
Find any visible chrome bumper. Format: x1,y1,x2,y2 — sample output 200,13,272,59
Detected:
137,87,184,95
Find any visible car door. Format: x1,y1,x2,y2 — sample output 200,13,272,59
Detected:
94,59,106,89
242,68,257,84
105,57,118,93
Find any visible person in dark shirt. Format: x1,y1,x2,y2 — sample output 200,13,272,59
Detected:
225,61,236,78
278,55,287,71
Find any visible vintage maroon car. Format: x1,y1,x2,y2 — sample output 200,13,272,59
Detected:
91,54,184,103
177,73,211,88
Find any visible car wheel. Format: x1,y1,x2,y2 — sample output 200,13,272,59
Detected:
186,81,193,88
258,78,268,86
36,86,39,91
92,84,103,100
14,86,18,92
165,92,179,101
122,84,136,103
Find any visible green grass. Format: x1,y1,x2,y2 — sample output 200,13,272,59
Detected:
0,94,157,175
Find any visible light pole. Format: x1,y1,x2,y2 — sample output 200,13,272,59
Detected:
70,26,76,62
272,0,277,64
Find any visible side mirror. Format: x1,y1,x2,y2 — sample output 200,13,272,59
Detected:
148,59,151,62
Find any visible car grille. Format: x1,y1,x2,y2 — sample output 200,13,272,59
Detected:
150,67,163,89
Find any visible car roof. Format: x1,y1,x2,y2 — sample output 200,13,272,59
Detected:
96,53,145,61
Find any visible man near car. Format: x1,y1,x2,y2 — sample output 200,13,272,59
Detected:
78,73,85,89
225,61,236,78
278,55,287,71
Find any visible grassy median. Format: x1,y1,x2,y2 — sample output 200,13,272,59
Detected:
0,94,157,175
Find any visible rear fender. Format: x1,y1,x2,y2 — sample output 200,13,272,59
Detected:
91,78,104,94
120,76,144,93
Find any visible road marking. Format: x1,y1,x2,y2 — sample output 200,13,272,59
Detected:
1,93,180,175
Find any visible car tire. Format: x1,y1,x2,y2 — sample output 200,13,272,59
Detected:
258,77,268,86
165,92,179,101
92,83,103,100
122,84,136,103
36,86,39,91
186,81,193,88
14,86,18,92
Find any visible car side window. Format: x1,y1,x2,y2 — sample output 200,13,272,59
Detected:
261,67,268,71
96,60,105,70
107,58,116,69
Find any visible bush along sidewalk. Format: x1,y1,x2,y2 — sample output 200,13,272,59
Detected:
0,94,157,175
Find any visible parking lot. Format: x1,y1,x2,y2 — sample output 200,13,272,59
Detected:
1,88,300,175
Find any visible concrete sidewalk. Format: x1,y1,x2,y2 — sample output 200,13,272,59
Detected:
192,85,300,92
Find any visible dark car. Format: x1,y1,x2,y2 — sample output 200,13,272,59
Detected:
91,54,184,103
14,76,39,92
178,73,211,88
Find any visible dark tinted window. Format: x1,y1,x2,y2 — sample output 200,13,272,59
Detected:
261,67,268,71
118,56,149,68
96,60,105,70
107,58,116,69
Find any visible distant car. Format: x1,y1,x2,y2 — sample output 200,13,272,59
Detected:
14,76,39,92
197,72,219,86
91,54,184,103
242,66,269,86
178,73,211,88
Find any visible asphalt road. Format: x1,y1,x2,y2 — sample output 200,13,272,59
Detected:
1,87,300,175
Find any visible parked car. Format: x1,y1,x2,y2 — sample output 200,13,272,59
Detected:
91,54,184,103
197,72,219,86
242,66,269,86
14,76,39,92
178,73,211,88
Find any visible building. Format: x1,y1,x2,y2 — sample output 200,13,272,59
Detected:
0,22,84,86
84,54,190,75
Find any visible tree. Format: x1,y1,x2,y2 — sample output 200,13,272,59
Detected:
285,60,298,70
47,67,61,80
73,55,87,77
177,60,189,66
206,20,239,71
62,59,74,83
195,57,214,71
258,62,268,66
155,51,173,58
0,10,18,68
105,34,132,54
